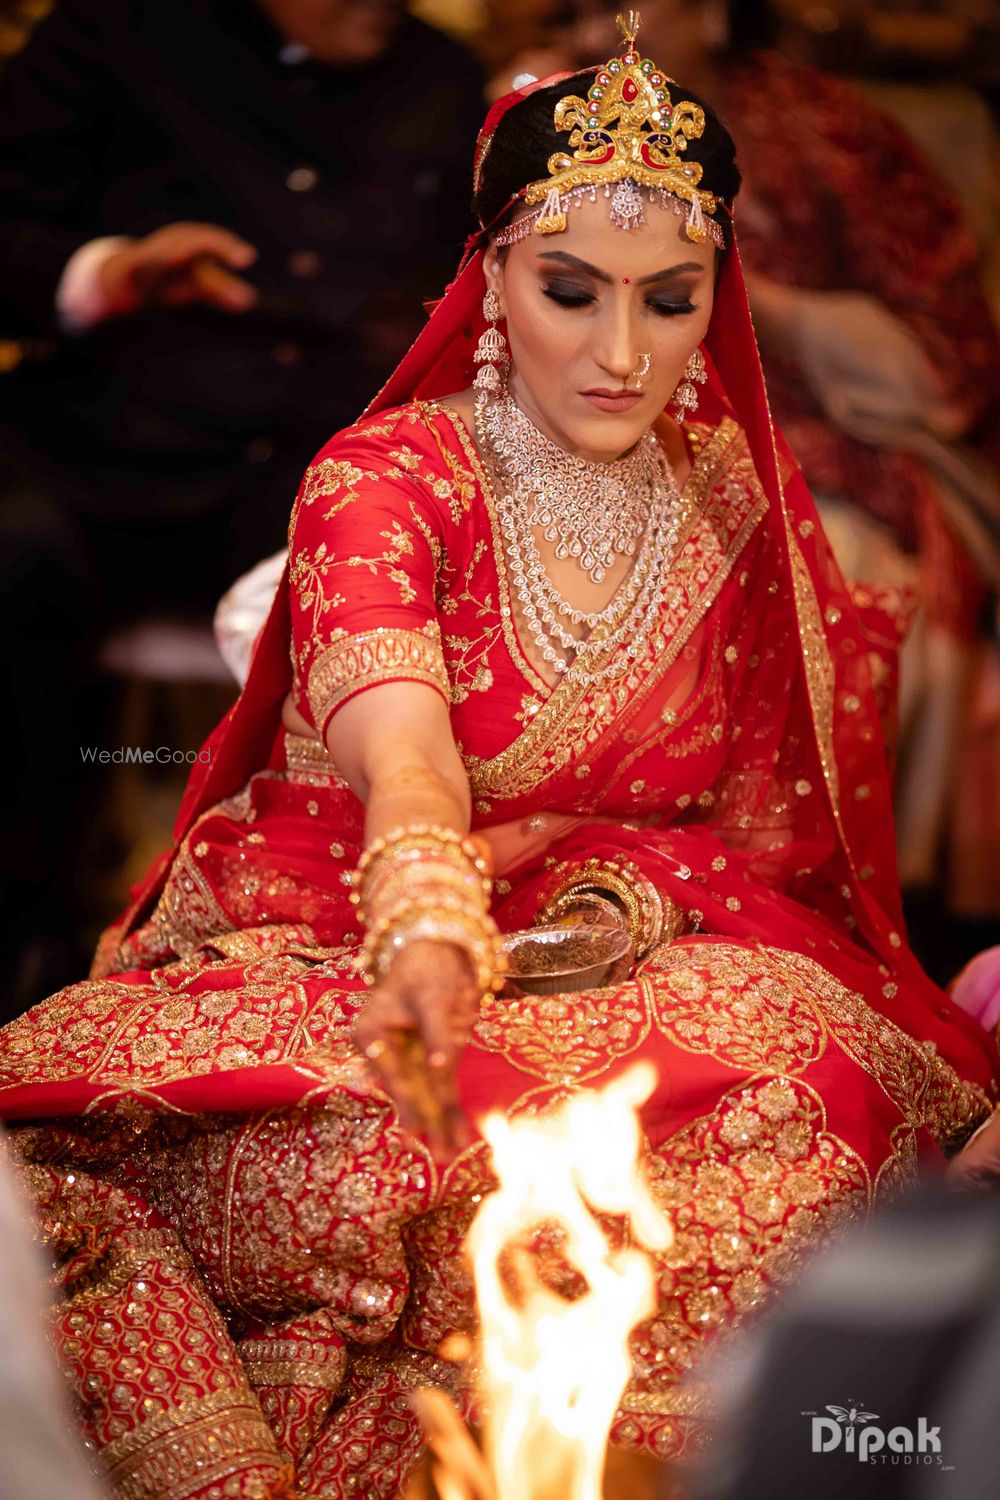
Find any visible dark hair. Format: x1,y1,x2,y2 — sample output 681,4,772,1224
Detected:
473,70,741,251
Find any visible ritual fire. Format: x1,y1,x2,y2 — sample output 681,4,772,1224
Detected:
411,1063,672,1500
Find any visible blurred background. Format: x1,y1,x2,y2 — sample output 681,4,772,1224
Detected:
1,0,997,1018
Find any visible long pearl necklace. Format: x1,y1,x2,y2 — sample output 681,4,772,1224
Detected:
476,393,686,685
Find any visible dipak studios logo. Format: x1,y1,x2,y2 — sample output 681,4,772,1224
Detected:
800,1401,952,1469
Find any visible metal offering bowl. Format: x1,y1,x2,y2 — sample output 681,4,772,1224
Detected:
500,923,634,996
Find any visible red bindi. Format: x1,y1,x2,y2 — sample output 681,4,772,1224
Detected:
622,276,631,285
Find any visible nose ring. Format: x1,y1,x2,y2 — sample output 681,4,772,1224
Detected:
627,352,652,391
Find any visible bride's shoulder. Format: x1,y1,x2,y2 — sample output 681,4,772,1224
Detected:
314,396,475,466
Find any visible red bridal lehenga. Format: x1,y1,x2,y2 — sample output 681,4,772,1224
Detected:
1,74,998,1500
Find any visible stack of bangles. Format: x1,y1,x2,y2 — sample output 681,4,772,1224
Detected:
349,825,507,995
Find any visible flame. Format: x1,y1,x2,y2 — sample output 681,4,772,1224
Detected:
422,1062,671,1500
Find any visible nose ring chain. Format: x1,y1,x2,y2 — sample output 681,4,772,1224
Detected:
627,352,652,391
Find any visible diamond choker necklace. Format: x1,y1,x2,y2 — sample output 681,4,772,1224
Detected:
478,392,668,585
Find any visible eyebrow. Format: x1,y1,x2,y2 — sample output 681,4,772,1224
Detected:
536,251,703,284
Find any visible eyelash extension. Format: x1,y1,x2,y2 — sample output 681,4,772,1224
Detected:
542,286,594,308
648,299,697,317
542,287,698,317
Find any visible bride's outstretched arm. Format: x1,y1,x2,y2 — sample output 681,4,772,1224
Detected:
326,679,483,1159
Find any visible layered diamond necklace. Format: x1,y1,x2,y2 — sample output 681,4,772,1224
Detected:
475,392,686,685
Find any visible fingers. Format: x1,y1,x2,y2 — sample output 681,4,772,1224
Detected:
183,255,258,311
354,1001,440,1145
143,222,258,271
353,945,477,1161
127,224,259,313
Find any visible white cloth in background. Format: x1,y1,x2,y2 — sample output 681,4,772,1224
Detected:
213,548,286,686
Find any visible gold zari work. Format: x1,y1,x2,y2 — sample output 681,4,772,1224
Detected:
308,623,450,730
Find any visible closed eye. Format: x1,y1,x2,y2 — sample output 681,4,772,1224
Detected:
543,284,698,317
649,298,697,317
542,284,594,308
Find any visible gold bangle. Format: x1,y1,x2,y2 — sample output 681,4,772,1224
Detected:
362,902,506,994
357,855,490,920
537,858,682,957
354,825,493,884
354,825,503,993
365,887,490,944
544,890,628,930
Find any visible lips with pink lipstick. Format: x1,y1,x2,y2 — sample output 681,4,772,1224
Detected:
581,387,644,413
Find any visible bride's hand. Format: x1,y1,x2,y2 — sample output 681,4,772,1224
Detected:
945,1109,1000,1191
352,939,479,1160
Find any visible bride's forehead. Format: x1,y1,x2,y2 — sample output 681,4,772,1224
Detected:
517,197,712,274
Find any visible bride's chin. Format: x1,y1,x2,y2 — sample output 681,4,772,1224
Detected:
567,413,650,461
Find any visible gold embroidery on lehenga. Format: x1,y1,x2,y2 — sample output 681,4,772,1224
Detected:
873,1121,919,1203
283,729,345,783
640,944,827,1074
101,1390,284,1500
239,1336,348,1393
637,1075,871,1389
105,779,299,972
472,984,652,1084
643,942,992,1149
307,622,450,728
0,954,363,1102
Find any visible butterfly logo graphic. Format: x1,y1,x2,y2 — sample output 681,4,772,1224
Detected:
826,1406,880,1428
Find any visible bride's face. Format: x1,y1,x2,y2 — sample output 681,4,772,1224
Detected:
484,196,716,463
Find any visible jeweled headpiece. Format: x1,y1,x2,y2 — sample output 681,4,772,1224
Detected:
494,11,724,249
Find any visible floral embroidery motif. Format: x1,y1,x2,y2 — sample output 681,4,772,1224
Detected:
472,986,652,1083
636,1076,871,1394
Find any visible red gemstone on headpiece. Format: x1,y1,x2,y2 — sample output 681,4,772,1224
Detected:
622,77,639,103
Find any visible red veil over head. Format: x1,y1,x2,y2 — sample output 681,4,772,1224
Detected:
112,76,992,1090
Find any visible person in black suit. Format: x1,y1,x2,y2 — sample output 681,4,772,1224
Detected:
0,0,484,1012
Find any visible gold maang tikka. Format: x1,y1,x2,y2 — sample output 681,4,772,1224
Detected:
495,11,723,248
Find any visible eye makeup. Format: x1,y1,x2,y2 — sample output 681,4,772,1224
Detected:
542,281,698,317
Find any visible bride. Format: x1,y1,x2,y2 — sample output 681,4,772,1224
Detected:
2,18,998,1498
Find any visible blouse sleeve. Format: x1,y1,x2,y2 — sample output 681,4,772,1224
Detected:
287,415,453,740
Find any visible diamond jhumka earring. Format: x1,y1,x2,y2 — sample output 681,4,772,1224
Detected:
473,288,509,400
672,348,707,421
